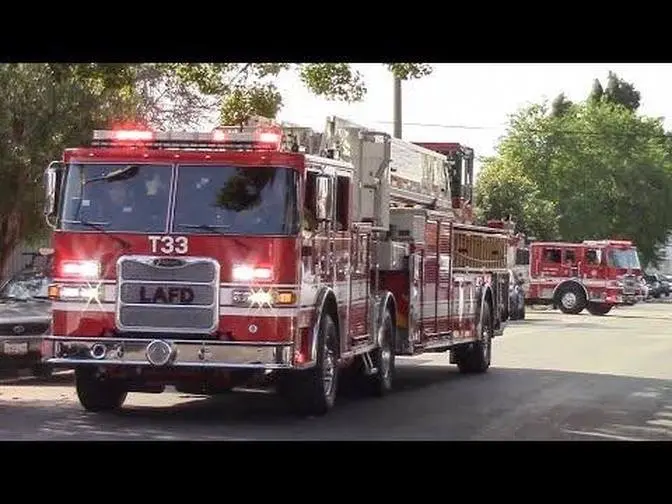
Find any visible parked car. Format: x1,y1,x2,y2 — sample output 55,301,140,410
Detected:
639,277,650,301
644,274,663,299
0,251,53,377
658,274,671,297
508,269,526,320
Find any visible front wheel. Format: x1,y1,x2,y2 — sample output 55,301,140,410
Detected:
75,367,128,412
280,314,339,416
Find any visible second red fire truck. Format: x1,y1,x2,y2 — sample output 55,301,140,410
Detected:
40,116,512,416
515,238,642,315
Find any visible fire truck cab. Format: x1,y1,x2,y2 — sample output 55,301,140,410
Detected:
524,239,642,315
40,116,511,417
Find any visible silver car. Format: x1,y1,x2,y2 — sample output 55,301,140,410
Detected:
0,265,52,377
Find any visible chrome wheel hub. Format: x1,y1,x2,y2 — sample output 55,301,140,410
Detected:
561,292,577,309
322,348,336,398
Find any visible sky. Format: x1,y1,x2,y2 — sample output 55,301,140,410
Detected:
263,63,672,177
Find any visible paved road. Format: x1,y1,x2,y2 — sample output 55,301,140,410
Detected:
3,302,672,441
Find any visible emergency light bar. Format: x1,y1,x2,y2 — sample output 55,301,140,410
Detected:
91,126,285,151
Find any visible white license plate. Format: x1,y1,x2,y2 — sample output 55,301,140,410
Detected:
3,342,28,355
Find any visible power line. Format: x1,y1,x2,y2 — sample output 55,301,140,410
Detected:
371,120,506,131
369,120,672,140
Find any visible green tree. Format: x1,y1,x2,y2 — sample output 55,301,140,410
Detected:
0,63,141,275
164,63,433,126
588,71,641,112
90,63,433,128
550,92,573,118
588,78,604,104
474,92,672,265
474,158,559,240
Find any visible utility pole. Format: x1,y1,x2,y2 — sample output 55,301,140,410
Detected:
393,76,402,139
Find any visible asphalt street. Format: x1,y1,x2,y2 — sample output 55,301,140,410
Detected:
3,301,672,441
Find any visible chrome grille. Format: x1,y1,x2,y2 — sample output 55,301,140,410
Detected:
623,274,637,295
116,256,220,334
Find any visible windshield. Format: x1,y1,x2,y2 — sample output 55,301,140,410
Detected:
1,272,51,301
172,165,300,235
60,163,172,233
606,247,641,269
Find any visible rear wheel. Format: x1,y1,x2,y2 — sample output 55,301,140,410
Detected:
586,302,612,316
456,301,493,374
75,367,127,412
281,314,339,416
362,308,396,397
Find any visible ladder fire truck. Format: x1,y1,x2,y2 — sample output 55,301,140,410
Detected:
521,239,643,315
41,116,512,416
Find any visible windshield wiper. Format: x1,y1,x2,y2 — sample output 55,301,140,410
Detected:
179,224,231,234
87,164,140,184
62,219,131,250
178,224,255,251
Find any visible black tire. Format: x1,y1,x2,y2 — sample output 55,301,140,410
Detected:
556,284,587,315
508,302,518,321
281,314,339,416
31,364,53,379
362,308,396,397
586,302,612,316
456,301,493,374
519,302,526,320
75,367,127,412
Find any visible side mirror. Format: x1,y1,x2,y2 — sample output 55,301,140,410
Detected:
44,161,65,222
315,175,333,222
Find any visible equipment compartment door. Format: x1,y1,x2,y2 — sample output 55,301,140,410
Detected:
408,252,423,346
349,231,371,346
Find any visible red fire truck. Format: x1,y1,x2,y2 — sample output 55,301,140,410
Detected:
40,116,512,416
522,239,643,315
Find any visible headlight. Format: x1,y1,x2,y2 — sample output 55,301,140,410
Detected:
60,260,100,279
232,264,272,282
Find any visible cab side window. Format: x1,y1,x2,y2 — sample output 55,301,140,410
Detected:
303,171,318,231
585,248,599,265
564,249,576,264
335,175,350,232
542,248,561,264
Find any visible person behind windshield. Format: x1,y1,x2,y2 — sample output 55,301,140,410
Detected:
90,176,165,231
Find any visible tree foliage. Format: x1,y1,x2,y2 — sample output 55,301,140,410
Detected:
0,62,433,274
551,92,573,118
475,73,672,265
591,71,641,112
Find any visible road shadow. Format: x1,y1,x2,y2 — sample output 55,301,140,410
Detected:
0,371,74,387
4,365,672,441
607,313,672,321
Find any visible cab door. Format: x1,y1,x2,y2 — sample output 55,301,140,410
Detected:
562,248,579,278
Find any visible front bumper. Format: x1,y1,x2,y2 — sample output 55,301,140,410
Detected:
42,336,295,370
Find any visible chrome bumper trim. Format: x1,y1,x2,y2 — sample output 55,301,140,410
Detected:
42,336,294,370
